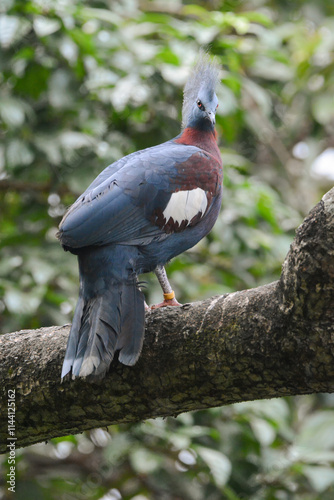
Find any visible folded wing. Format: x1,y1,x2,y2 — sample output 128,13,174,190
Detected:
58,141,222,249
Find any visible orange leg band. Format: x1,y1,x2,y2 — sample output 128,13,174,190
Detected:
163,291,175,301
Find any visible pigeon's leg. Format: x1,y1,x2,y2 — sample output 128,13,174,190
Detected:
151,265,182,309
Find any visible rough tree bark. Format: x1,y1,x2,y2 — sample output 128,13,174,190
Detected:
1,188,334,454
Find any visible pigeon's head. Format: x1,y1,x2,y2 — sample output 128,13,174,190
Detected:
182,53,220,131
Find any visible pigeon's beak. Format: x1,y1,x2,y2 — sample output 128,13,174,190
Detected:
206,110,215,125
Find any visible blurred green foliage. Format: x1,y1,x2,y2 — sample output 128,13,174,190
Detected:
1,0,334,498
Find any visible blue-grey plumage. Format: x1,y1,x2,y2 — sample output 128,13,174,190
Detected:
60,245,145,379
58,53,222,380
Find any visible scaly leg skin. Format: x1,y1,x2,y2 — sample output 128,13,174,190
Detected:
151,265,182,309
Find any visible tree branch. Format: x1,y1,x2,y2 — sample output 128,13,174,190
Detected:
0,179,74,196
1,188,334,453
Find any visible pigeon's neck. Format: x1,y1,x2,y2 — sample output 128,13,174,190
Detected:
174,126,220,159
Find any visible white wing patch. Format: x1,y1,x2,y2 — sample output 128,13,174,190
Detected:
163,187,207,226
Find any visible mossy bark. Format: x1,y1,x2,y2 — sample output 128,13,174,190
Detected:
1,188,334,454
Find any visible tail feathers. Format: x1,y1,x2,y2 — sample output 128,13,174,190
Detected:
61,282,145,381
117,282,145,366
61,296,84,379
73,287,121,378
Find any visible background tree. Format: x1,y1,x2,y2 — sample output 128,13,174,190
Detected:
1,0,334,499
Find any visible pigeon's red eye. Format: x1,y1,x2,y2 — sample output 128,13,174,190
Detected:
197,99,205,111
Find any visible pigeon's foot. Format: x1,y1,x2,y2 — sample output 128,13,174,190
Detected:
151,291,182,309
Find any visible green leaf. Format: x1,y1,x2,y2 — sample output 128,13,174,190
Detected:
130,448,162,474
0,97,27,128
79,6,121,25
13,63,51,99
196,446,232,487
33,16,61,37
295,411,334,453
250,56,294,81
0,15,31,47
6,139,34,168
312,93,334,125
303,465,334,492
